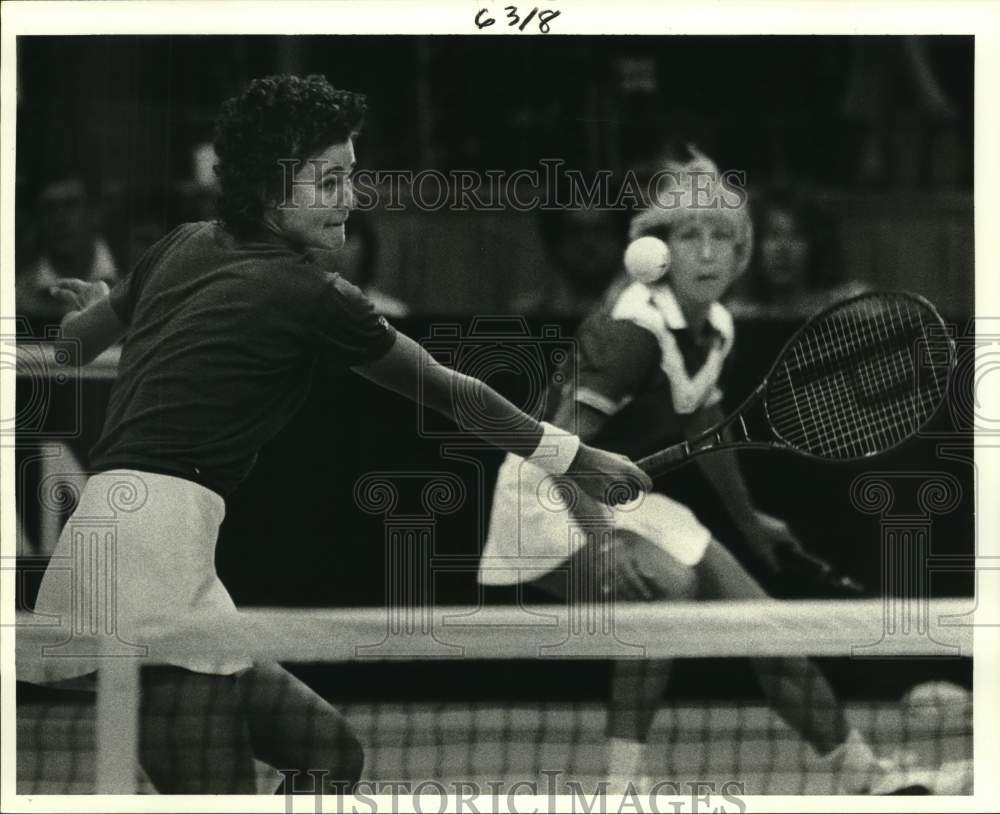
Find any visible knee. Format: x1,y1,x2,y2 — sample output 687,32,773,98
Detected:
661,562,698,600
340,730,365,787
279,731,364,795
695,539,770,600
325,724,365,790
317,726,365,791
644,566,698,601
639,546,699,601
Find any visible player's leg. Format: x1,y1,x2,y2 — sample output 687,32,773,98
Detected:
533,530,698,785
139,665,258,793
695,539,850,755
238,661,364,795
697,541,934,793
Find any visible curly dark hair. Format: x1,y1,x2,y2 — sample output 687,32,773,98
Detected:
213,74,366,237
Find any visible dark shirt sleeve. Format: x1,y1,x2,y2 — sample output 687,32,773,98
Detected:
576,317,661,414
108,223,199,325
107,271,137,326
312,273,398,370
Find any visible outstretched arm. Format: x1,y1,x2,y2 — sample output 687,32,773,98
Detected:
51,279,127,365
352,333,651,501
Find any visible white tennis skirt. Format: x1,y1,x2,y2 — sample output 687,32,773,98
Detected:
478,454,712,586
18,469,252,685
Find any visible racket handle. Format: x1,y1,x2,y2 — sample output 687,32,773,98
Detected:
636,441,692,477
637,400,756,476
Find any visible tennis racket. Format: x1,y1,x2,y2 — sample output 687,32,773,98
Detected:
636,291,955,478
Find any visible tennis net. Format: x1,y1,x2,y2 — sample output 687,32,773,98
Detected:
13,599,973,799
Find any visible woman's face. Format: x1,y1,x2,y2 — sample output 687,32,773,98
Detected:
665,214,742,307
759,208,809,290
267,140,356,250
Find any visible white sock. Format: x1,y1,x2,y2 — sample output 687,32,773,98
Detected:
607,737,644,781
816,728,880,793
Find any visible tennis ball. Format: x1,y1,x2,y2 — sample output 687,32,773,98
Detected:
624,236,671,283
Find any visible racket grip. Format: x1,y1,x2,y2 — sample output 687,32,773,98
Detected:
636,441,691,477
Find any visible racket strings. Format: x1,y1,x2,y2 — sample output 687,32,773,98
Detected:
764,295,951,459
770,311,948,456
774,369,940,458
780,314,930,452
769,327,943,457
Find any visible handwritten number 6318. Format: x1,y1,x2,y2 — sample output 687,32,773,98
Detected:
475,7,562,33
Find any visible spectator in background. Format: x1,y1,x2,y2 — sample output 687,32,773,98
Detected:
16,176,120,325
726,192,868,320
514,206,628,318
318,210,409,319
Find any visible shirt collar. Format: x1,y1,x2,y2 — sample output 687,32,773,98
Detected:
648,283,727,341
232,221,312,258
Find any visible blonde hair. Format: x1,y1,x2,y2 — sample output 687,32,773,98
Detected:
629,146,754,276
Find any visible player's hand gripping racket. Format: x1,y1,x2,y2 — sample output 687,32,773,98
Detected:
637,291,955,478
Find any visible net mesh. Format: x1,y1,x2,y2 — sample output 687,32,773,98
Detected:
14,600,973,797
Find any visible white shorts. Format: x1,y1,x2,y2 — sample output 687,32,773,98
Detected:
478,454,712,586
18,469,252,685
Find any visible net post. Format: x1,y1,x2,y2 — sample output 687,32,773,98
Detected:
95,651,140,794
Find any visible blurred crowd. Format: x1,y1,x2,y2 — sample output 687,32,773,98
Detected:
15,164,409,331
14,159,875,331
14,35,969,331
7,168,933,332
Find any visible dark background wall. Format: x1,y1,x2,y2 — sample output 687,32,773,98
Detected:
15,35,975,315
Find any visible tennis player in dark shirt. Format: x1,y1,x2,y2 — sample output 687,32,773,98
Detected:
23,74,650,795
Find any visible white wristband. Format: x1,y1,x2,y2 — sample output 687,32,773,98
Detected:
525,422,581,475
